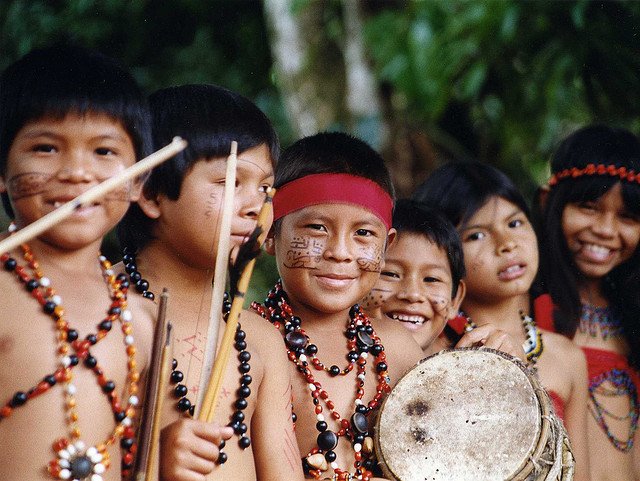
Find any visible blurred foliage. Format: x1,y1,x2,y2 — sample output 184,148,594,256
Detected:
2,0,640,298
363,0,640,190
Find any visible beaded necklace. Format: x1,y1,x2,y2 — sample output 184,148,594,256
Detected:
252,281,389,481
589,368,639,451
462,310,544,365
579,304,623,340
121,248,252,463
0,240,139,481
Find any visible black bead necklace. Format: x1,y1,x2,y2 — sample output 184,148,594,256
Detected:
122,248,252,462
252,281,388,479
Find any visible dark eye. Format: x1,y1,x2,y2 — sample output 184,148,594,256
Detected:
578,201,597,212
356,229,373,237
95,147,116,156
620,210,640,222
424,276,440,283
381,271,399,279
508,219,524,228
33,144,56,153
258,184,273,194
465,231,485,241
306,224,326,232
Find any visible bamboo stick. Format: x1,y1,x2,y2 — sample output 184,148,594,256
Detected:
146,321,172,480
200,188,274,423
134,288,171,481
194,141,238,418
0,137,187,254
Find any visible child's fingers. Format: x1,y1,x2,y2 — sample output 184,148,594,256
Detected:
160,420,232,480
455,324,492,347
192,423,234,445
482,331,526,362
455,325,526,362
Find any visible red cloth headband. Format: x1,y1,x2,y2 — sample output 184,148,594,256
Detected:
273,173,394,229
549,163,640,186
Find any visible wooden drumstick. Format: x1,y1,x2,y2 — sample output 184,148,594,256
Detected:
194,141,238,418
0,137,188,254
199,188,274,423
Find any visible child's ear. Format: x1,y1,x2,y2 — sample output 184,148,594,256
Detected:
448,280,466,320
127,176,145,203
0,176,6,194
137,190,162,220
385,228,397,251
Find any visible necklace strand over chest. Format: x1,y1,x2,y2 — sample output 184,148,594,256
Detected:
122,247,252,462
252,281,390,480
1,234,139,481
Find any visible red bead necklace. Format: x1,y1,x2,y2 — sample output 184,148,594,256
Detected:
0,237,140,481
252,281,390,480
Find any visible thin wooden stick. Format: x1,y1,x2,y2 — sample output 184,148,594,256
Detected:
0,137,187,254
134,288,171,481
194,141,238,417
200,188,274,423
146,321,172,481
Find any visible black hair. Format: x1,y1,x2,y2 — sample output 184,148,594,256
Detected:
117,83,279,251
392,199,465,297
537,125,640,369
0,43,152,217
273,131,395,233
412,161,531,228
275,131,395,196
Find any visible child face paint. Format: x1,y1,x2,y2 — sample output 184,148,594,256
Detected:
1,112,138,249
273,203,390,317
366,232,461,350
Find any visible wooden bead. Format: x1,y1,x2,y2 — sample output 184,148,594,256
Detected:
306,453,328,471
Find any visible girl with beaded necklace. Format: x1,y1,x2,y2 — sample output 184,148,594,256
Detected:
0,45,156,481
536,125,640,481
116,84,304,481
251,132,426,480
413,161,591,481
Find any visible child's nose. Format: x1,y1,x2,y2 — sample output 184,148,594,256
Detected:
237,188,263,220
591,211,616,237
397,278,426,303
323,235,353,262
55,152,94,183
497,232,517,254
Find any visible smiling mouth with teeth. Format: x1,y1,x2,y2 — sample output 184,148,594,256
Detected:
583,243,612,258
389,313,426,325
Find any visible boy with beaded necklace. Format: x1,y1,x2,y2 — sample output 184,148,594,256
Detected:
0,45,156,481
250,132,426,480
117,84,304,481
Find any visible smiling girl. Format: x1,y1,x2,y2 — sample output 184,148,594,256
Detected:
413,161,591,481
537,125,640,481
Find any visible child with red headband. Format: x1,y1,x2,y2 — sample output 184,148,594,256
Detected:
251,132,426,480
536,125,640,481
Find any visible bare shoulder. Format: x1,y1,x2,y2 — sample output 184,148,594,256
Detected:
239,308,290,365
370,316,423,375
125,284,157,370
542,330,585,363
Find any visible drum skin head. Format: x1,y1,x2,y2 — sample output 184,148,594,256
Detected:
375,349,541,481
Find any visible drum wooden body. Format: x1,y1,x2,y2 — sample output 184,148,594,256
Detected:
375,348,574,481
